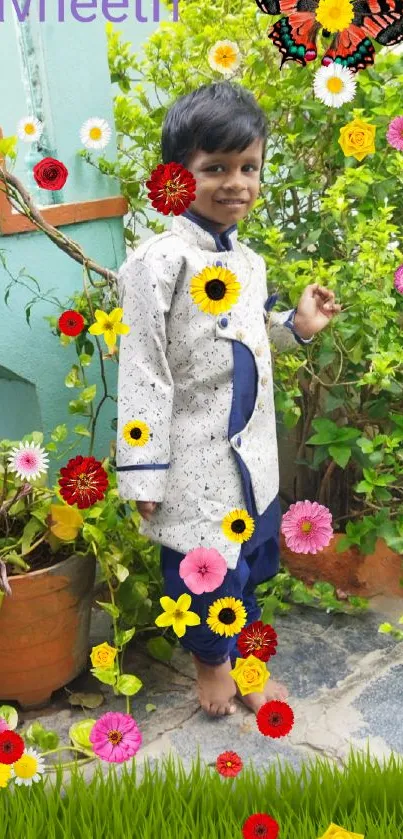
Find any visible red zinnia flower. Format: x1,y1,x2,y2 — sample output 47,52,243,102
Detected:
58,310,85,337
237,621,278,662
146,162,196,215
33,157,68,191
0,730,25,765
58,455,109,509
256,701,294,739
216,750,243,777
242,813,279,839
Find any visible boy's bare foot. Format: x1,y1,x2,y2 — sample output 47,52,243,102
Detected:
192,655,237,717
235,668,288,714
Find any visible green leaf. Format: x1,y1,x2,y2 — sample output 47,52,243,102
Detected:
74,424,91,437
90,667,117,686
67,692,104,709
261,595,280,624
69,720,96,756
115,627,136,647
0,136,17,159
328,445,351,469
0,705,18,730
116,674,143,696
146,636,173,662
95,600,120,619
81,384,97,403
145,703,157,712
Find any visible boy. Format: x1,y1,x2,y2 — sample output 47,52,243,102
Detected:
116,81,341,718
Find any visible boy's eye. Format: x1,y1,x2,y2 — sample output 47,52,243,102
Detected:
206,165,257,172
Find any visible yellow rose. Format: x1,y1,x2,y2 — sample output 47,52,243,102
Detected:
338,117,376,162
90,641,117,669
318,823,364,839
48,504,83,541
229,655,269,696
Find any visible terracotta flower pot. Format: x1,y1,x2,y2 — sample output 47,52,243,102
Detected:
0,552,96,711
280,533,403,598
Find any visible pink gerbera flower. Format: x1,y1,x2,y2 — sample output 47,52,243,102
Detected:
179,547,228,594
89,712,142,763
386,116,403,152
394,264,403,294
281,500,333,554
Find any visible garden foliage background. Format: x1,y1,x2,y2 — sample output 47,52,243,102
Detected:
95,0,403,553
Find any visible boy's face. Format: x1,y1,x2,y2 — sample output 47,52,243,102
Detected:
185,138,264,233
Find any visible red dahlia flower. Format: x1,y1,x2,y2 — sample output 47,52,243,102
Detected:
0,730,25,765
256,701,294,738
33,157,68,191
237,620,278,662
58,455,109,509
242,813,279,839
58,310,85,337
146,162,196,215
216,750,243,777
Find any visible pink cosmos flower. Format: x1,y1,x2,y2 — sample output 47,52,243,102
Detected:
394,264,403,294
281,500,333,554
386,116,403,152
0,718,9,733
179,547,228,594
89,712,142,763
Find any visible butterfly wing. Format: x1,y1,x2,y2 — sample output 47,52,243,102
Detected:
269,12,321,66
323,0,403,71
322,25,375,71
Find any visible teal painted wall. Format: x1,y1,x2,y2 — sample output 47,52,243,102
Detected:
0,3,172,484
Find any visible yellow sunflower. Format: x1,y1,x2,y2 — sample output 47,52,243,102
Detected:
190,266,241,315
123,420,150,447
222,508,255,543
207,596,247,637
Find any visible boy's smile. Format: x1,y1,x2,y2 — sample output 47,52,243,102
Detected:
186,138,264,233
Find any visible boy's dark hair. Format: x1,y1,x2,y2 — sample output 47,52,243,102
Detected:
161,81,268,170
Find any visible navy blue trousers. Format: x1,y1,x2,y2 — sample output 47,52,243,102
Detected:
159,497,281,667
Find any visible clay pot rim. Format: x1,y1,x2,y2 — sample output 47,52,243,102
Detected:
6,552,88,582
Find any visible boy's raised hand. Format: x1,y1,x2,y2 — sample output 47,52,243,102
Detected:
137,501,157,521
294,283,342,338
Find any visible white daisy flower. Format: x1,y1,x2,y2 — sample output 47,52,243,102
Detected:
11,747,46,786
17,116,43,143
80,117,112,150
207,40,241,76
313,63,357,108
7,441,49,482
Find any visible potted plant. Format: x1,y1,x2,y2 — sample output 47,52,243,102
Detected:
0,430,100,710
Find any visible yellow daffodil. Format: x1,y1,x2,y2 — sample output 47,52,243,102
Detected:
155,594,201,638
90,642,118,669
0,763,12,788
318,825,364,839
48,504,83,541
229,655,270,696
88,308,130,349
315,0,354,33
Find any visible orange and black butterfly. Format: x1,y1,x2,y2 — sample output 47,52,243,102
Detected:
255,0,403,71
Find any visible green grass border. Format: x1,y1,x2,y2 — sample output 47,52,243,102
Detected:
2,745,403,838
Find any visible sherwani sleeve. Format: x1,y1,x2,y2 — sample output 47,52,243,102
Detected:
116,251,182,502
261,261,315,353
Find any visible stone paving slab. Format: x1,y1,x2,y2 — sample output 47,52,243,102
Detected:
11,598,403,792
